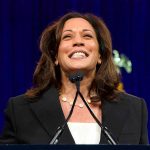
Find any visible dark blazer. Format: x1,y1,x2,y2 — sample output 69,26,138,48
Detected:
0,87,149,144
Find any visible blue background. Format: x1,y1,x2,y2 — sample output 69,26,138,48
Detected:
0,0,150,140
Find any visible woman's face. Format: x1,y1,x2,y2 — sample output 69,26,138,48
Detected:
56,18,101,75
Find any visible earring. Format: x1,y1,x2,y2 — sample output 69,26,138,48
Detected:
97,59,101,64
55,60,58,66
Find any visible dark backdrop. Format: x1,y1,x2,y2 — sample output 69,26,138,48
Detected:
0,0,150,140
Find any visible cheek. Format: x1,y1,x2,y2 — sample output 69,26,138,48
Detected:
58,43,64,54
89,40,99,51
57,42,70,62
58,41,71,53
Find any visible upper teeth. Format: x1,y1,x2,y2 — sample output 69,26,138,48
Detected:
71,52,86,59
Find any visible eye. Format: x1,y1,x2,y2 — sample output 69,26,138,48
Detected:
83,34,93,39
62,34,72,40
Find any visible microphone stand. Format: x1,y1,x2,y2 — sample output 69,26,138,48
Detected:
50,71,118,145
50,72,82,144
78,91,118,145
73,78,118,145
49,91,79,144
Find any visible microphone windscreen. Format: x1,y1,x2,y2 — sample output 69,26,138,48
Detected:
69,71,84,83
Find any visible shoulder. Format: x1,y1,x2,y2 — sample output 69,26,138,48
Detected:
106,92,146,109
117,92,144,103
5,94,32,113
7,86,58,106
115,92,147,112
8,94,32,106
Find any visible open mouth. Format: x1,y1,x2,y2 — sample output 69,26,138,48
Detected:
68,51,89,59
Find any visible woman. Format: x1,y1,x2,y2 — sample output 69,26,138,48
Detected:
0,12,149,144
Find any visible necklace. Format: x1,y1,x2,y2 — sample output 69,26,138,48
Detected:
60,95,92,108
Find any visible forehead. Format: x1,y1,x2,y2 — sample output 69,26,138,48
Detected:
62,18,94,31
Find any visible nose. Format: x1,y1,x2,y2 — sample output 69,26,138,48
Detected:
73,35,84,47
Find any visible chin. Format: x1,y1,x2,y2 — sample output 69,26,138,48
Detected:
68,67,92,73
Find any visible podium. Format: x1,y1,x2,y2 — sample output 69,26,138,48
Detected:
0,145,150,150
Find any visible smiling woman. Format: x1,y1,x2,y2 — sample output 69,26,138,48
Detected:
0,12,149,144
56,18,100,75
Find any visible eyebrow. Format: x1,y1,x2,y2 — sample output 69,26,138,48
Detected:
63,29,93,33
63,30,73,33
82,29,93,33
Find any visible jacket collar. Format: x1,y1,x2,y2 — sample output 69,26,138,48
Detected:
29,87,129,144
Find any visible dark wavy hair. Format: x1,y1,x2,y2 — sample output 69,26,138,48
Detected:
25,12,120,101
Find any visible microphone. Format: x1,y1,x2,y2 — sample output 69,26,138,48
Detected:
69,71,118,145
50,71,118,144
49,71,83,144
69,71,84,91
69,71,84,83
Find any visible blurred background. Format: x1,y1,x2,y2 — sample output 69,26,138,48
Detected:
0,0,150,140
